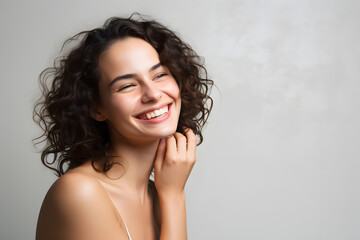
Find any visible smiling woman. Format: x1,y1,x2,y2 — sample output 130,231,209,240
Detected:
33,14,213,240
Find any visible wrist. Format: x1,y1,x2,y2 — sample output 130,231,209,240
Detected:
158,190,186,203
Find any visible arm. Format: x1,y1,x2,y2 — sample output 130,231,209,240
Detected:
158,191,187,240
153,128,197,240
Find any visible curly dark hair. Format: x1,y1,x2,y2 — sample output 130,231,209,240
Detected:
33,14,214,176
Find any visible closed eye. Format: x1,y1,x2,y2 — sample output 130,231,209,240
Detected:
155,73,167,79
117,84,135,92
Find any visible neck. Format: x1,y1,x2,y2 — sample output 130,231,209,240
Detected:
106,136,160,202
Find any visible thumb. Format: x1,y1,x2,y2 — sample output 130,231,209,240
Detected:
154,138,166,172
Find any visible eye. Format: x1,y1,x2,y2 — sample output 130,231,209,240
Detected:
117,84,135,92
155,73,167,79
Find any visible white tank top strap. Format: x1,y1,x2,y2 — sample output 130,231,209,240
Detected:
121,217,132,240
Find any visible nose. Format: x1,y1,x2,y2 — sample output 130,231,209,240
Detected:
141,81,162,103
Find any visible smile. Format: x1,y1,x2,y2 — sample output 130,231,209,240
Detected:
135,103,172,123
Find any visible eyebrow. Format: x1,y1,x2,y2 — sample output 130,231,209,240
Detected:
109,62,162,88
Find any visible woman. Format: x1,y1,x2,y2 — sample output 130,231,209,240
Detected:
34,14,213,240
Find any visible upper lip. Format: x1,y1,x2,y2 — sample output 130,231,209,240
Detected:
134,103,172,118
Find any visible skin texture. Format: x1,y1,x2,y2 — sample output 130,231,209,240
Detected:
36,37,196,240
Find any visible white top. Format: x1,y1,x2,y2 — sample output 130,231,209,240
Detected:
121,218,131,240
122,218,132,240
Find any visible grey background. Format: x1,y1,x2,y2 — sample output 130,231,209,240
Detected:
1,0,359,239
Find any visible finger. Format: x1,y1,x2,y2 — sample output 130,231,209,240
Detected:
174,132,186,155
184,128,197,157
154,138,166,171
165,135,177,160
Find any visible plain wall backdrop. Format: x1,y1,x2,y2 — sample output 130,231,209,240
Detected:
1,0,359,239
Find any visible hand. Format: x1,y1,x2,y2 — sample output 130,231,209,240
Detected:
153,128,197,197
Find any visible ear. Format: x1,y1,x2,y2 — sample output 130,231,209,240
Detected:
91,105,107,122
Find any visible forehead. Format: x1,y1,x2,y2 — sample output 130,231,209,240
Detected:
98,37,160,80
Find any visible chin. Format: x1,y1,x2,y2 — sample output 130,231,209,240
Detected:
146,126,178,139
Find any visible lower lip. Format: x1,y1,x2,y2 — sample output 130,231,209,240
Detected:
136,104,172,123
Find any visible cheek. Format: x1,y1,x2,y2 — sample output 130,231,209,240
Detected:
105,96,134,119
164,80,181,100
165,81,181,116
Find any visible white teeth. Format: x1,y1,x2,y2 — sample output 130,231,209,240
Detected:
143,105,169,120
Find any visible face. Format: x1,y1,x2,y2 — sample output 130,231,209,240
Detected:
94,37,181,144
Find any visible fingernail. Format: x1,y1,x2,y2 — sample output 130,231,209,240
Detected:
160,138,165,143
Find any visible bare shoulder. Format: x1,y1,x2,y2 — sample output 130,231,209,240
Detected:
42,172,108,214
36,172,127,240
